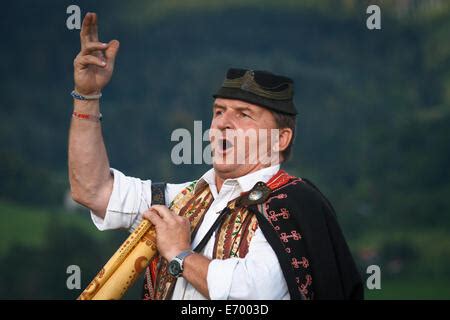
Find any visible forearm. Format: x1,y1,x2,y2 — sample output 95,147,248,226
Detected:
68,99,113,216
182,253,211,299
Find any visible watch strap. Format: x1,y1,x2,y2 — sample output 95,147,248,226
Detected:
174,250,195,265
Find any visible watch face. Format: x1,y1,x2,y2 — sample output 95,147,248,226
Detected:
168,260,182,277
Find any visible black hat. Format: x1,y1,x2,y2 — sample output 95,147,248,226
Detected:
213,68,298,115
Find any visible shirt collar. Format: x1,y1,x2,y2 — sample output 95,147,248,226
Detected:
195,164,281,194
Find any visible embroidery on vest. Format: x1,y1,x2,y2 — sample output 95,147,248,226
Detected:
143,180,211,300
153,181,214,300
213,201,258,259
145,181,260,300
257,173,314,300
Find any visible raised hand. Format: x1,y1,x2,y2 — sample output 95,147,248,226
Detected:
73,12,120,96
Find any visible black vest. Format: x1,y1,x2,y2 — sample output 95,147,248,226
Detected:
249,177,363,299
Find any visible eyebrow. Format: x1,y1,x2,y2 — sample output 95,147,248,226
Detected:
213,104,226,110
213,104,254,114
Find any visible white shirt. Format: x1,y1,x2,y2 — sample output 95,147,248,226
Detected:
91,165,290,300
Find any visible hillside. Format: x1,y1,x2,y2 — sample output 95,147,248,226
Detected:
0,0,449,299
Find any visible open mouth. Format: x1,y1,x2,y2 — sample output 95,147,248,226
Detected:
219,138,233,152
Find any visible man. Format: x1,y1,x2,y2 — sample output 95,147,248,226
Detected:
69,12,363,300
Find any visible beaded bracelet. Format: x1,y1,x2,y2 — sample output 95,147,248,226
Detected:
71,90,102,100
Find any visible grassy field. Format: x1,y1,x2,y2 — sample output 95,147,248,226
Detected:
0,201,110,255
355,228,450,299
365,279,450,300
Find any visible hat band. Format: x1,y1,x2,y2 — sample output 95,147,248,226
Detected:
222,71,293,101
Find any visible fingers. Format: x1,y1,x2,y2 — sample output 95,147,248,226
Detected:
75,54,106,68
80,12,99,48
79,13,118,66
80,13,92,38
104,40,120,64
91,12,99,42
81,41,109,55
80,12,93,47
151,205,176,221
144,208,164,226
144,205,189,228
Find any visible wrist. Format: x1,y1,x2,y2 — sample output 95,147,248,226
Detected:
73,98,100,112
182,252,196,265
166,247,192,262
72,111,102,123
74,86,101,96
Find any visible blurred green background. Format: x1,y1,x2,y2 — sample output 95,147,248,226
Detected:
0,0,449,299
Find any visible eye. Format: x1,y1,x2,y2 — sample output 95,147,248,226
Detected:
240,112,251,119
214,110,223,116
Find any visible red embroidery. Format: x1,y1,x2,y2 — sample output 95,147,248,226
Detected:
299,274,313,297
268,208,290,221
300,257,309,268
292,257,309,269
267,194,287,203
263,173,314,299
266,170,296,190
280,230,302,242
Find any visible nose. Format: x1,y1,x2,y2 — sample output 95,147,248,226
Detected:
214,111,234,131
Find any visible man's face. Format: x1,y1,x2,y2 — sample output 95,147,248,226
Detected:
209,98,280,180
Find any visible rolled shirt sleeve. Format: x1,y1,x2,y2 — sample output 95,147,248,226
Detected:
90,168,192,232
90,168,152,231
206,228,290,300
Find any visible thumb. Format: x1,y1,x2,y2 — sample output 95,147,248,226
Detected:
105,39,120,64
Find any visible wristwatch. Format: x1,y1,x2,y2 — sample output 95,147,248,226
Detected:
168,250,194,277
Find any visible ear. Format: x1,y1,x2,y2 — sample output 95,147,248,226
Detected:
273,127,293,154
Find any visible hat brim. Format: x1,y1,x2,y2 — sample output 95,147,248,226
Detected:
213,87,298,115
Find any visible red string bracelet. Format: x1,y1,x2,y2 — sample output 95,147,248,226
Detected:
72,111,103,122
